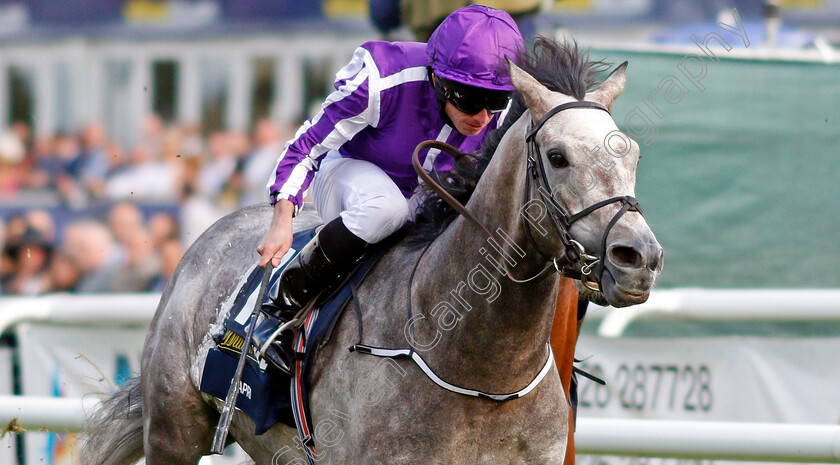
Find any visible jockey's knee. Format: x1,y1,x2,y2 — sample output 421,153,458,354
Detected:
343,195,410,244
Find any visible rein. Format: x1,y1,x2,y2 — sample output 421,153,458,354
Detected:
412,100,644,291
412,140,555,284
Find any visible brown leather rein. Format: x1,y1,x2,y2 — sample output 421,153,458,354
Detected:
412,139,557,284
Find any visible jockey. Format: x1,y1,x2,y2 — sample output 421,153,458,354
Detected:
258,5,524,375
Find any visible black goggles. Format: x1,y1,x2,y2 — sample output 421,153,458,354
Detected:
434,77,512,115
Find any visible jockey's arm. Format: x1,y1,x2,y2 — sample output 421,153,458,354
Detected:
257,199,295,268
266,46,374,213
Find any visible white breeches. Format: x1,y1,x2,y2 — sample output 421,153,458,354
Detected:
310,151,414,244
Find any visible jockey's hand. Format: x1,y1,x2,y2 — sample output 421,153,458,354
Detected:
258,199,295,268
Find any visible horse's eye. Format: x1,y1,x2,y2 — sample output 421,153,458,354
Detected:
548,151,569,169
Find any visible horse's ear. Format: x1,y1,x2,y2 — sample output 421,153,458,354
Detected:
586,61,628,110
509,60,555,121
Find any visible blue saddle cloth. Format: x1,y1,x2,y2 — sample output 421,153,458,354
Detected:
198,226,396,437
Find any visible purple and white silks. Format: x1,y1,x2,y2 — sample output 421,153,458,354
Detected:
266,41,502,212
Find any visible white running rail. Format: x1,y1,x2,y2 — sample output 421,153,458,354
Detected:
0,288,840,337
3,289,840,337
575,418,840,463
0,396,100,432
587,288,840,337
3,290,840,463
2,396,839,463
0,293,160,335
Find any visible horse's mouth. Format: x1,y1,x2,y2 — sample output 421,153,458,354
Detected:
617,287,649,301
601,268,651,307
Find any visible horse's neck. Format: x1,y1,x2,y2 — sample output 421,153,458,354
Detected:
412,117,561,391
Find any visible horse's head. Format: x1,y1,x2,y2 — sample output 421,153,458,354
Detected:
510,61,663,307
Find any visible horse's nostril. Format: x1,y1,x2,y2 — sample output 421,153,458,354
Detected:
648,248,664,272
610,246,641,268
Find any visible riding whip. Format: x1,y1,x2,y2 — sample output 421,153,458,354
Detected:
211,262,274,455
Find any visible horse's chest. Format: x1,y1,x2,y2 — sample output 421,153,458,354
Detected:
310,373,568,464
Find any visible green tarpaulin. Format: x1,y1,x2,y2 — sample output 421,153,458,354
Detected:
592,49,840,288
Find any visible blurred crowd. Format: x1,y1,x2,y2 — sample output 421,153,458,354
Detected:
0,116,296,296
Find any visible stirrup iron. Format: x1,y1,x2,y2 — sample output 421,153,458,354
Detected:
258,318,299,360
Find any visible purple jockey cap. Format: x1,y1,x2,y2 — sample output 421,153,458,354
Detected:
426,5,523,91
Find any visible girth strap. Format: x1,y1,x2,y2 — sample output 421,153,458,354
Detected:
350,343,554,402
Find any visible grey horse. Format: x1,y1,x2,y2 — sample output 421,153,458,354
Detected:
82,42,662,464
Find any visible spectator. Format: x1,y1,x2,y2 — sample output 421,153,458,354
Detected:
0,217,10,293
241,119,286,207
48,251,81,292
9,123,36,192
160,126,191,191
219,129,251,209
400,0,541,41
63,220,122,293
52,133,87,207
0,132,26,196
369,0,402,37
3,226,53,295
148,211,180,248
179,182,226,248
23,209,56,243
1,215,30,287
9,122,31,154
105,142,177,201
142,114,165,157
401,0,466,41
197,131,238,202
149,236,184,292
107,201,144,248
1,114,343,295
26,136,59,190
107,226,160,292
103,141,128,178
1,211,62,295
2,215,28,243
72,122,111,199
179,122,204,159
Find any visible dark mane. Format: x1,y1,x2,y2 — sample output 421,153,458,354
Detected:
407,38,611,246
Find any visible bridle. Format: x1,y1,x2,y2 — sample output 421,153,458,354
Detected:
412,99,644,291
361,100,645,404
524,100,643,290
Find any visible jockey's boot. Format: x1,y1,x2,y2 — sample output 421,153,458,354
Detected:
261,218,367,375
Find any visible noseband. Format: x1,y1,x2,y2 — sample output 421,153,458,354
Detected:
524,100,643,290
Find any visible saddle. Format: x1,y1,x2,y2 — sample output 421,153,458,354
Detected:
198,226,404,435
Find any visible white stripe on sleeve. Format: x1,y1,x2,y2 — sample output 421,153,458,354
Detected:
267,49,374,202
